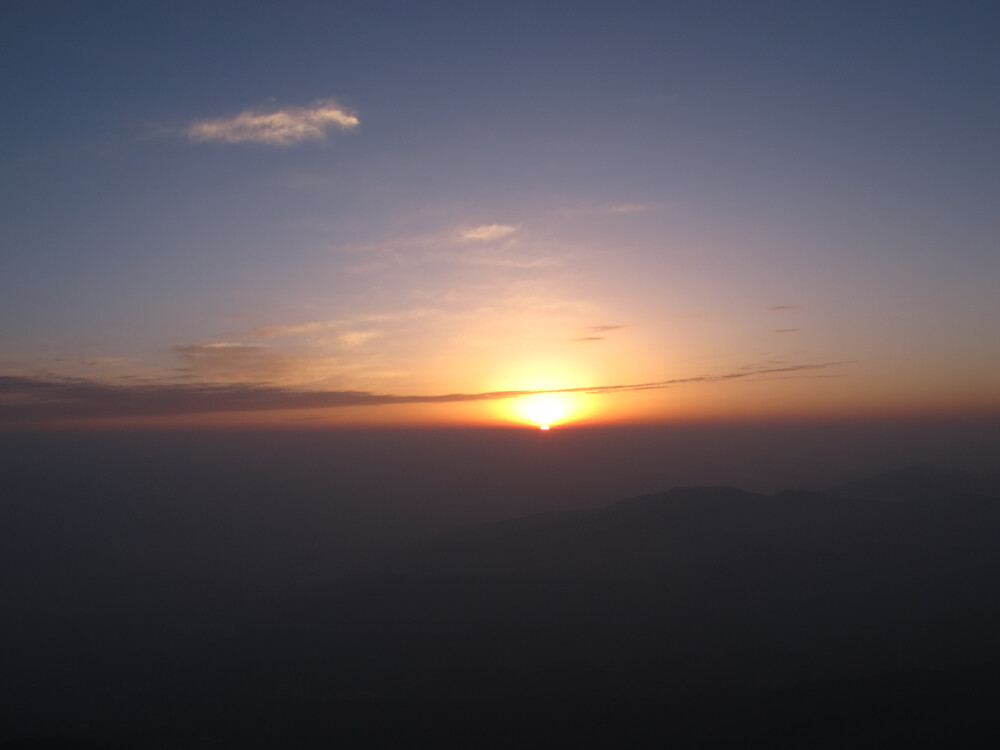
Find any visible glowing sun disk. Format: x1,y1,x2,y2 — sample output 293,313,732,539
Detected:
509,392,582,428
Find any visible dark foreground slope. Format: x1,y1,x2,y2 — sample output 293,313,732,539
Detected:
6,464,1000,748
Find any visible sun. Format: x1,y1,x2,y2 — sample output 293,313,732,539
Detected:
523,396,566,426
509,392,582,429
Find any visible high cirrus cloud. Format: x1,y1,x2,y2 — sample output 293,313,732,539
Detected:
184,98,359,146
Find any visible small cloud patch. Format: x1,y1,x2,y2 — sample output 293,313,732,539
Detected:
252,321,330,338
460,224,517,241
339,331,380,347
184,98,358,146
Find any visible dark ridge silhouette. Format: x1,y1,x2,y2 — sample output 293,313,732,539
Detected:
5,463,1000,747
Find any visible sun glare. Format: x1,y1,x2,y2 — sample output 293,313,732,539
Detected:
509,392,582,428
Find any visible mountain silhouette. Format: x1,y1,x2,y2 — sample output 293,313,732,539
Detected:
6,464,1000,747
178,464,1000,745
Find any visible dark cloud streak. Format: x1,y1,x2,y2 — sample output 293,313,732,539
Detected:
0,362,843,424
578,363,841,394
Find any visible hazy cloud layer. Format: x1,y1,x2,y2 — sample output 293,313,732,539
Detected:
773,328,801,333
460,224,517,241
0,363,842,424
173,343,290,382
249,314,393,340
339,331,381,347
767,305,800,312
606,203,653,214
170,342,363,386
184,99,358,146
339,223,566,277
549,202,656,218
251,321,332,338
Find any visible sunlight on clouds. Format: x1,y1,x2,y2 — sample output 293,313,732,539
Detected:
460,224,518,241
547,201,656,218
173,343,289,382
250,313,401,340
184,98,358,146
170,320,396,389
607,203,654,214
252,321,333,338
461,247,561,269
173,342,345,385
335,222,575,275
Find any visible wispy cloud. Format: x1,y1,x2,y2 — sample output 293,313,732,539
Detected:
587,325,626,332
549,202,656,218
460,224,517,241
171,341,369,386
464,254,558,269
577,363,843,395
184,98,358,146
251,321,334,338
338,224,566,274
339,330,381,347
773,328,801,334
249,316,394,342
767,305,800,312
606,203,653,214
569,324,625,342
172,342,297,382
1,362,844,425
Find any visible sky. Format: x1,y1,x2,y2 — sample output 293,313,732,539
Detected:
1,0,998,430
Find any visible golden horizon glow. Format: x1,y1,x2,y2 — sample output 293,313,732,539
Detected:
7,356,999,431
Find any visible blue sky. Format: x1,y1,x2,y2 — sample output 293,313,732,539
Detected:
1,1,998,427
